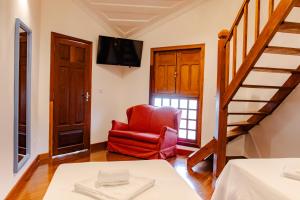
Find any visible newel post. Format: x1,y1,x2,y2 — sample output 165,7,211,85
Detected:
214,29,229,177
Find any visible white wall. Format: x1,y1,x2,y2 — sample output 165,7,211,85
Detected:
0,0,41,198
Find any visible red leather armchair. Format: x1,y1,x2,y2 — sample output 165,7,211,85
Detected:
108,104,181,159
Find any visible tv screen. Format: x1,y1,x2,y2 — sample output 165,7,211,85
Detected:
97,36,143,67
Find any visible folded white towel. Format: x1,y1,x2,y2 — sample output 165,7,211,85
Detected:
74,176,155,200
282,164,300,181
97,169,130,186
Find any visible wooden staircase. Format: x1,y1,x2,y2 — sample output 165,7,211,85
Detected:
187,0,300,176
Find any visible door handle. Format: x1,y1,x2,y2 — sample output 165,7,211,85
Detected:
83,92,90,102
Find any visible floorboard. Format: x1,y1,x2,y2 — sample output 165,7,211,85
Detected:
8,147,214,200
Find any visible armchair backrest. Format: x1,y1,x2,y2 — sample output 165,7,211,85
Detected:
126,104,181,134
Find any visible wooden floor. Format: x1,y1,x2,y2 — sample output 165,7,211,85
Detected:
9,147,214,200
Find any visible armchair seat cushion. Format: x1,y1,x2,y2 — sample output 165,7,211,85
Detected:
109,130,160,144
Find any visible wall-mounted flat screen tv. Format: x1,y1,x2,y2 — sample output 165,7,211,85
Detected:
97,36,143,67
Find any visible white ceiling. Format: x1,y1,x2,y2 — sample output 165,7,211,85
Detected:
74,0,201,37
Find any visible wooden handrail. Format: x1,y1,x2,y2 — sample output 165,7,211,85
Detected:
224,0,250,45
223,0,298,81
224,0,251,78
222,0,297,108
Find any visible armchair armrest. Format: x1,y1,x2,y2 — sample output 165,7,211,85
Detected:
159,126,178,149
111,120,129,131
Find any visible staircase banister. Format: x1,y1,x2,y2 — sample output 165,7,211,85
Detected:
188,0,300,177
222,0,297,108
224,0,251,45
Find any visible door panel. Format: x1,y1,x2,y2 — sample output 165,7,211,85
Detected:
51,33,92,156
58,130,84,147
154,51,177,94
57,67,69,125
176,49,202,97
70,68,85,124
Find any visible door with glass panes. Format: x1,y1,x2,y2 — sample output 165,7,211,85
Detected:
150,44,205,147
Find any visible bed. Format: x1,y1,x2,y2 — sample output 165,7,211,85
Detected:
43,160,202,200
212,158,300,200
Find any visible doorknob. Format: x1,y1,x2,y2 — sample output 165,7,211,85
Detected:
83,92,90,102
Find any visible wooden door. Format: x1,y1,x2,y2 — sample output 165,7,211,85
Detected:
153,51,177,94
176,49,202,97
150,44,205,146
50,33,92,156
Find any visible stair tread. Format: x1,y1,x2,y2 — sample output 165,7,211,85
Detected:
227,130,248,138
278,22,300,34
265,46,300,56
231,99,278,103
228,111,269,115
241,84,292,89
227,121,256,126
253,67,300,74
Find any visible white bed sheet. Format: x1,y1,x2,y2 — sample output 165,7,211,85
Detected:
43,160,202,200
212,158,300,200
